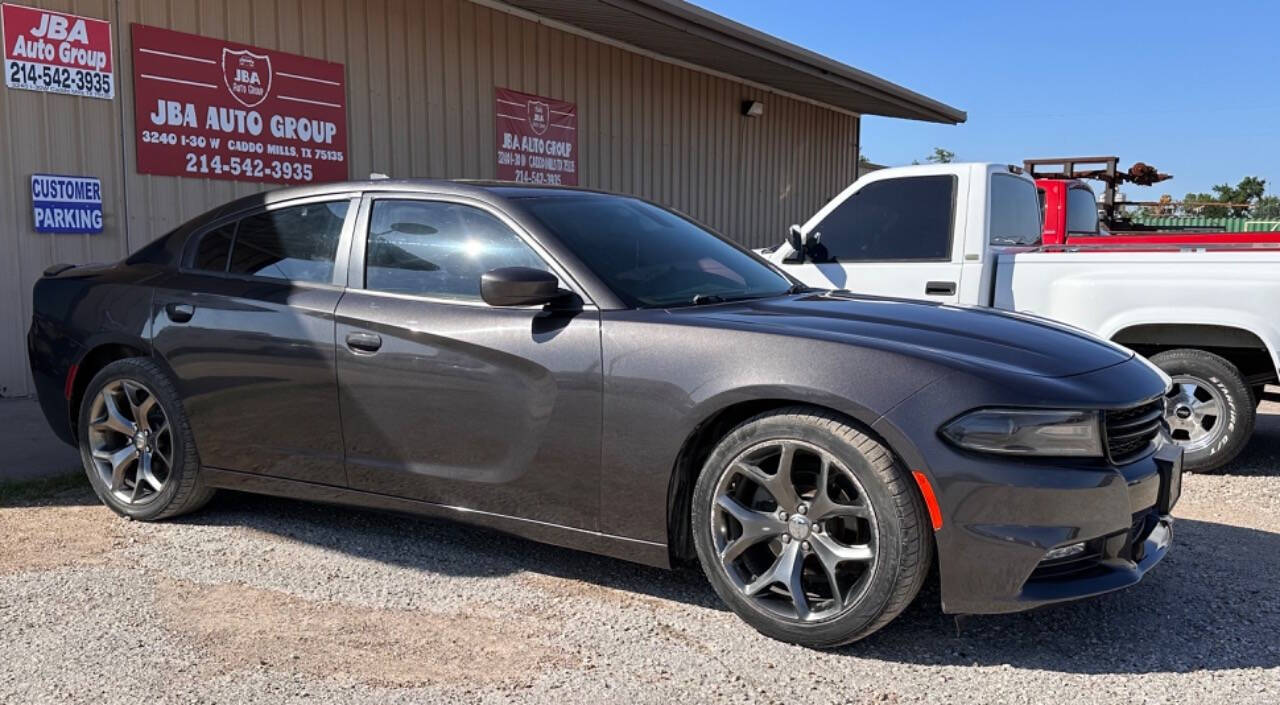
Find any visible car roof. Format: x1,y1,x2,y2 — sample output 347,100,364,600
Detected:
244,178,617,205
183,178,624,234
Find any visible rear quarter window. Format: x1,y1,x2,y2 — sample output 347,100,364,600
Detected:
989,174,1043,246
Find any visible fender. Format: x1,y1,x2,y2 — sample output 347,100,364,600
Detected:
1099,309,1280,377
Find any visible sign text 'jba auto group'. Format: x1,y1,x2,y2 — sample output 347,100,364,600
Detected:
131,24,348,185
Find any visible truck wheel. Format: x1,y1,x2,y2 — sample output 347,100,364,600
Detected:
1151,349,1255,473
691,406,932,648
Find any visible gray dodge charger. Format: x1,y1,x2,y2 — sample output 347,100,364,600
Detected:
28,180,1182,647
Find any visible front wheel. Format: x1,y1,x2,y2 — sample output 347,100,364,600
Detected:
691,407,932,648
1151,349,1255,473
78,357,215,520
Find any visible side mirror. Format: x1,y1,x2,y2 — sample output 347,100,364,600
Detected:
481,267,562,307
786,224,807,263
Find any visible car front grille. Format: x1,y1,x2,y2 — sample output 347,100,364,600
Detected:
1104,399,1164,464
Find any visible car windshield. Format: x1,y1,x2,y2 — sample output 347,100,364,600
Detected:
517,194,795,308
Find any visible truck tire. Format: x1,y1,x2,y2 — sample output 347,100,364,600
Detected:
1151,349,1254,473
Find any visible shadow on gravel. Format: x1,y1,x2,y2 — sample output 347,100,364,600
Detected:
0,472,95,508
856,517,1280,675
1215,404,1280,477
180,491,726,610
183,492,1278,676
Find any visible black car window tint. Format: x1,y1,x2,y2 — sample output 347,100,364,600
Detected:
225,201,348,283
990,174,1043,246
192,223,235,272
519,195,792,308
365,200,547,300
810,175,955,262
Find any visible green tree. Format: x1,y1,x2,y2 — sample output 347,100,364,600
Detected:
1181,176,1268,217
1181,192,1228,218
1253,195,1280,220
926,147,955,164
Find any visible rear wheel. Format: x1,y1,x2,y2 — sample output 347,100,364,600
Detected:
1151,349,1254,473
78,358,214,520
691,407,931,648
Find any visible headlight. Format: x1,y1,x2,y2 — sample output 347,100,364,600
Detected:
940,409,1103,457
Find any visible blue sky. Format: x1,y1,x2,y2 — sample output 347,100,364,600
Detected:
693,0,1280,200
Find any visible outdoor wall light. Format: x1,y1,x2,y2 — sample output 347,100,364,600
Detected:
741,100,764,118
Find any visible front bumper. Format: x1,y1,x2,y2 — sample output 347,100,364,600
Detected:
874,380,1182,615
935,441,1179,615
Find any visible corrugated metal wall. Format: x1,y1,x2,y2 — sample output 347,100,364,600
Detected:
0,0,860,397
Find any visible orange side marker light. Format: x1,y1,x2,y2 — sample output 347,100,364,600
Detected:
911,470,943,531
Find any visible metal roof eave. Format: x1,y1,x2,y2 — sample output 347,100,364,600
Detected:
495,0,967,124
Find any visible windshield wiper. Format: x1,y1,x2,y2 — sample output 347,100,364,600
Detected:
787,283,811,294
691,294,726,305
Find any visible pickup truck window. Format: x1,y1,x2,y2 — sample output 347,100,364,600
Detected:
990,174,1042,246
808,175,955,262
1067,187,1100,234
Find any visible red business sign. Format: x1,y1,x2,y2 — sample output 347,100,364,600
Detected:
131,24,347,185
2,3,114,99
495,87,577,186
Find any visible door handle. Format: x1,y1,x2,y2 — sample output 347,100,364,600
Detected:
165,303,195,323
925,281,957,296
345,331,383,353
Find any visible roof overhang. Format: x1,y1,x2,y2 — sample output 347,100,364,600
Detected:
493,0,966,124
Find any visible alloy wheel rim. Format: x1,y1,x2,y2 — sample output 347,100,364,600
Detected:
87,379,173,505
1164,375,1228,452
710,439,877,622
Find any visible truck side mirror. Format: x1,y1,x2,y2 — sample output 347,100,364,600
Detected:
786,224,806,263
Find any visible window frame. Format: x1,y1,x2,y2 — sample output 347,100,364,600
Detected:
346,192,594,309
180,193,362,288
809,174,958,264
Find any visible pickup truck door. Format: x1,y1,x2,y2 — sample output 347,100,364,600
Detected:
781,173,966,303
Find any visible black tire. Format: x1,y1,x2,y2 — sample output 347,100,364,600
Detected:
77,357,215,520
1151,349,1255,473
691,406,932,648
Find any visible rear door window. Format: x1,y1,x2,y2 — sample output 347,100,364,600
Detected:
191,223,235,272
188,201,349,283
808,175,956,262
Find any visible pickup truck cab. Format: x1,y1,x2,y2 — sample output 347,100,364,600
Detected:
762,162,1280,471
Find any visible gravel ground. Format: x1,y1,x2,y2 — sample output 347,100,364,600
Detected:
2,399,1279,705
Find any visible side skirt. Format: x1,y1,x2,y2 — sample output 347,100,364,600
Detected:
201,467,671,568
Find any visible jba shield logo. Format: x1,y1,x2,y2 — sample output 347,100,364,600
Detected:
527,100,549,135
221,48,272,108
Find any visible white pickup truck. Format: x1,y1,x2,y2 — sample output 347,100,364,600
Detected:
761,162,1280,471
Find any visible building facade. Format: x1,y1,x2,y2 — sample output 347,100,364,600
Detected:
0,0,961,397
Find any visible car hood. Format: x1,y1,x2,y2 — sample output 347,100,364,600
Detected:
671,292,1133,378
